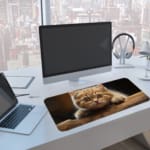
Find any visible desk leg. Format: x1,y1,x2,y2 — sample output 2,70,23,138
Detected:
142,131,150,147
133,131,150,149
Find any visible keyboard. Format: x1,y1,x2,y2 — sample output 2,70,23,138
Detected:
0,104,34,129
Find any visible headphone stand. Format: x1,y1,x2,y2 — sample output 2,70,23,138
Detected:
112,33,135,69
114,64,134,69
114,51,134,68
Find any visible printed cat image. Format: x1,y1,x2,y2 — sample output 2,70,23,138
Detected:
70,84,127,119
45,78,150,131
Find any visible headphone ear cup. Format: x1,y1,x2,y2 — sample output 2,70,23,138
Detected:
125,52,133,59
113,50,120,59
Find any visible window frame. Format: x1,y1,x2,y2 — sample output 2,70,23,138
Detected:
41,0,51,25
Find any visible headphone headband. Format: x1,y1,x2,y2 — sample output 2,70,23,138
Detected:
112,33,135,50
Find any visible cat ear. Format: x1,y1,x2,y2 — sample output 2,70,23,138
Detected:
69,90,78,96
69,91,74,96
97,84,106,91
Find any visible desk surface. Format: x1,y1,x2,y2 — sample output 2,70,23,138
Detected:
1,57,150,150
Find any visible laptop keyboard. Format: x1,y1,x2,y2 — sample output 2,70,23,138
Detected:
0,104,34,129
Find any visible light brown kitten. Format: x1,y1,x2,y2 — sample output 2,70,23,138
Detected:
70,84,126,119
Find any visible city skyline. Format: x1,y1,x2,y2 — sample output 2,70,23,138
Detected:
0,0,150,70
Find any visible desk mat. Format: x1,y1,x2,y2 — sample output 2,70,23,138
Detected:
45,78,149,131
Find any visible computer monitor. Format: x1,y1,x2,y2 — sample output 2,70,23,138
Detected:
39,22,112,84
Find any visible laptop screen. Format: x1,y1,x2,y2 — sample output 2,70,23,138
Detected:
0,73,17,120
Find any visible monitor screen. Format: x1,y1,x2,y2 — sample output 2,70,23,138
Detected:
39,22,112,82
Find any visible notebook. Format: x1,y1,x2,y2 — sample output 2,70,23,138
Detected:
0,73,47,135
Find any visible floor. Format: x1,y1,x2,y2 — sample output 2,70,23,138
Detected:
103,138,148,150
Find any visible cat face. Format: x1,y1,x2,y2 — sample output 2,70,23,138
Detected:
70,85,113,110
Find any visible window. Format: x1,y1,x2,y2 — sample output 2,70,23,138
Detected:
1,0,150,71
48,0,150,51
0,0,41,71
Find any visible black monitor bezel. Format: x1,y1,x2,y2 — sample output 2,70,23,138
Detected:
39,22,112,78
0,73,17,120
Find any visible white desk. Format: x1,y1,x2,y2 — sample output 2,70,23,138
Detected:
1,57,150,150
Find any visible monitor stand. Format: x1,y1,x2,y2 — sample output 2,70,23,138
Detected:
114,64,134,68
67,78,98,90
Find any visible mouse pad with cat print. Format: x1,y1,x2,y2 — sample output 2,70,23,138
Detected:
44,78,149,131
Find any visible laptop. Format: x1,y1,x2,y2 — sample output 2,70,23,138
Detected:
0,73,47,135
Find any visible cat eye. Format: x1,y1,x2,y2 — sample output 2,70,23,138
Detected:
96,94,102,98
83,96,91,101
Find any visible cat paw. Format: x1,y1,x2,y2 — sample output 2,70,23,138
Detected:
74,109,91,119
111,95,126,104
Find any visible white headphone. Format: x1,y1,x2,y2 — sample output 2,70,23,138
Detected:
112,33,135,59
